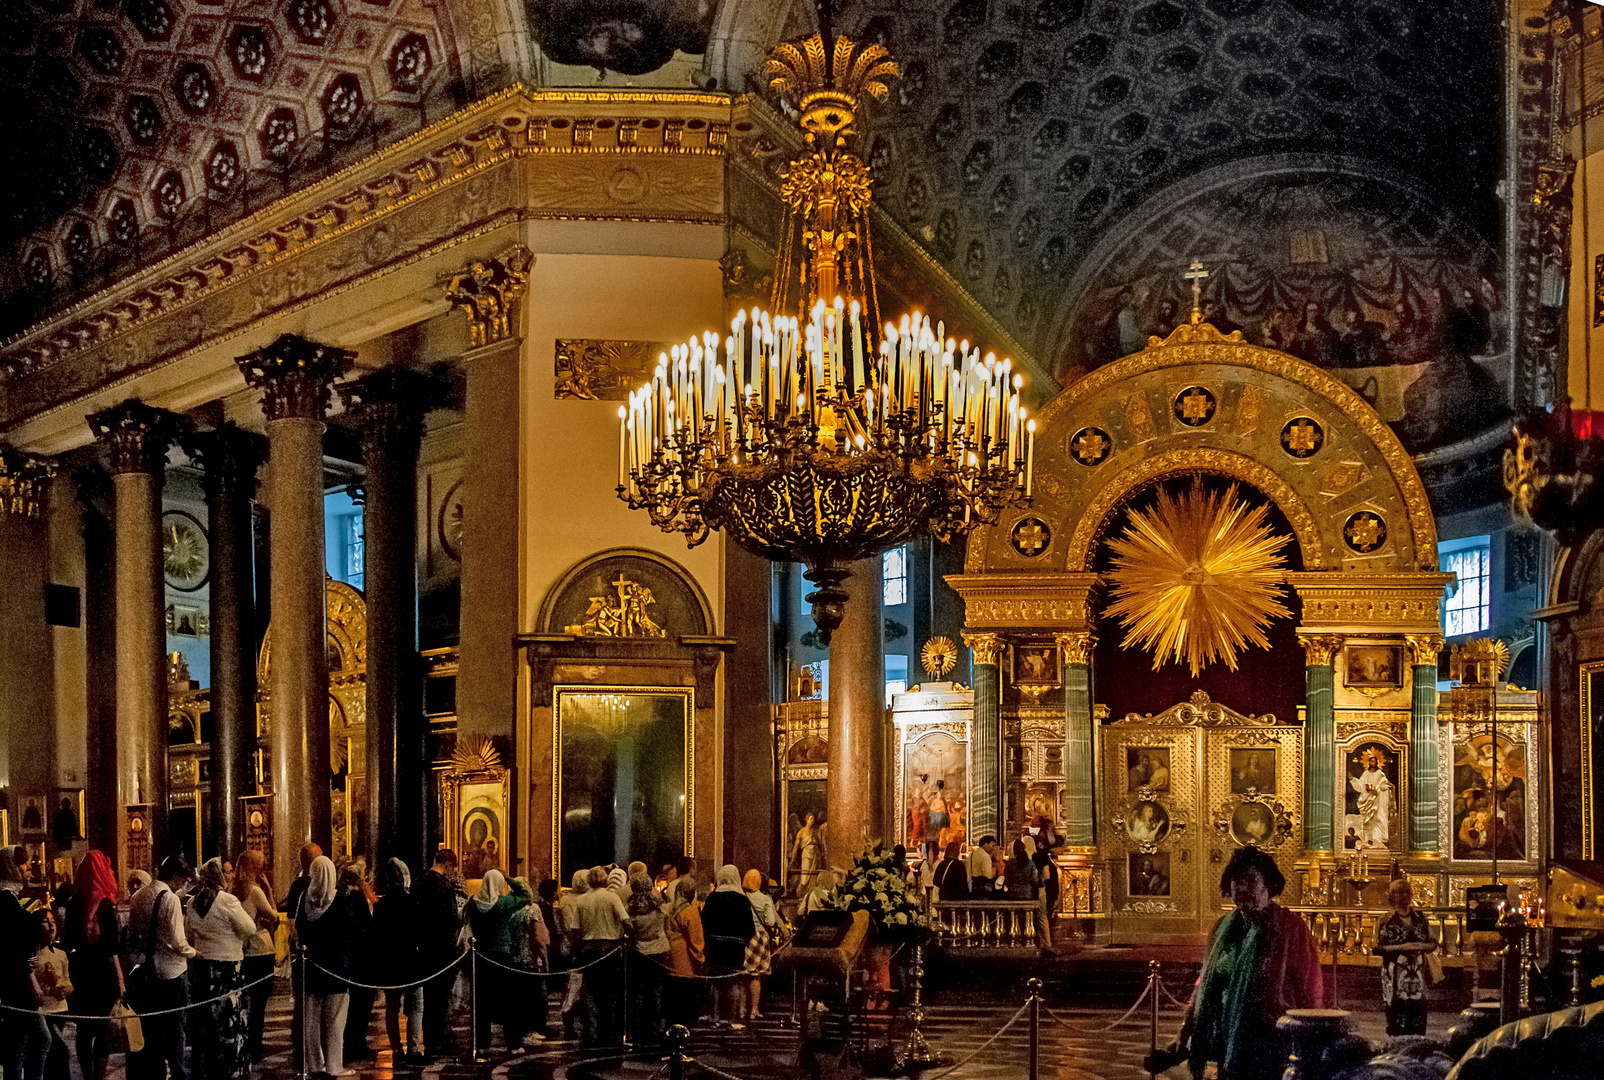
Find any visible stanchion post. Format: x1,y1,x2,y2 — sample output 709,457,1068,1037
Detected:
621,947,631,1049
470,938,487,1064
1148,961,1159,1080
295,943,308,1080
1027,978,1041,1080
667,1023,691,1080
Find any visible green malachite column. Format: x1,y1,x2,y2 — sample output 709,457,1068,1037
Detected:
964,633,1003,843
1407,635,1444,854
1058,632,1097,849
1302,635,1340,852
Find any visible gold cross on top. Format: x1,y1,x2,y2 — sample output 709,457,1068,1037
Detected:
1183,260,1210,325
1014,523,1048,554
1284,419,1319,452
1180,389,1213,421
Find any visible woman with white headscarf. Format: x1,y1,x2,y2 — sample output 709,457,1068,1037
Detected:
296,856,369,1078
467,869,530,1052
699,866,755,1030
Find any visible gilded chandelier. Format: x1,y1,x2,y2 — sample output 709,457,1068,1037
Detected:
617,33,1035,643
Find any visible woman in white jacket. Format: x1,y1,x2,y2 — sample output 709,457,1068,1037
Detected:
185,858,261,1080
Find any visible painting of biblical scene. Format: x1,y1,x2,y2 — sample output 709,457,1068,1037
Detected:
787,735,827,764
1126,800,1170,846
1343,743,1399,851
1230,749,1277,794
1452,732,1527,861
1126,747,1170,792
1346,645,1403,689
1229,801,1276,847
18,794,46,836
459,781,503,880
905,731,967,866
556,690,690,883
786,779,826,896
1129,853,1171,897
1011,644,1058,686
1065,171,1503,455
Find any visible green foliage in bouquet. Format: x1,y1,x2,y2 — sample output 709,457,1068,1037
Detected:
829,843,930,940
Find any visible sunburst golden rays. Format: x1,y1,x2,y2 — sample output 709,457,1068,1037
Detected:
1105,482,1292,677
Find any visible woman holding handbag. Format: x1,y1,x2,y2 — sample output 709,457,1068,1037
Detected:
185,858,260,1080
63,851,124,1080
228,850,278,1064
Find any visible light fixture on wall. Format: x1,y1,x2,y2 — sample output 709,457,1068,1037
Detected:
615,31,1035,644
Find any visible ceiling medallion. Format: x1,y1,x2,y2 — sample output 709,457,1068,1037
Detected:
1070,426,1112,466
162,510,209,591
1343,510,1387,553
1011,516,1051,557
1105,482,1292,677
1173,385,1217,427
616,31,1035,645
1280,417,1324,458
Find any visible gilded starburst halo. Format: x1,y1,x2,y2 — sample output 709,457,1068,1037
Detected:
1105,482,1292,677
921,636,958,679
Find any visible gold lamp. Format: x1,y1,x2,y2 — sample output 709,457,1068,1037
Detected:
617,33,1035,643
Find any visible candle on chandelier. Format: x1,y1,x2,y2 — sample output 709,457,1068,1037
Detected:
618,406,626,488
1025,419,1036,499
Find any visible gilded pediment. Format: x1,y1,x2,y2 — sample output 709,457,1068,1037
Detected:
1112,690,1278,728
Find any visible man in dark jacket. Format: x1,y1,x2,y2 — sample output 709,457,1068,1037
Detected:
412,848,465,1060
1,848,46,1080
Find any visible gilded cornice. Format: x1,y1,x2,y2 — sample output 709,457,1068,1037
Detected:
1285,571,1456,632
946,572,1100,631
961,631,1005,666
0,86,738,432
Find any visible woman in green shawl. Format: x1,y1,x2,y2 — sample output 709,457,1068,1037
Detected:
1150,847,1323,1080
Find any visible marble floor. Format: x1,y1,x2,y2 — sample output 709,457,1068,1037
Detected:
64,965,1426,1080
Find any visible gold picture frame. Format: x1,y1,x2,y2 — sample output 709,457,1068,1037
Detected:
1581,660,1604,860
1010,642,1060,686
1344,644,1403,689
53,788,85,841
439,737,512,885
552,686,694,883
0,809,9,847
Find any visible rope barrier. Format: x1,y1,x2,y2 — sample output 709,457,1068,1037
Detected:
689,1059,765,1080
0,961,291,1021
1042,981,1180,1036
305,948,469,991
922,1000,1031,1080
475,946,623,978
1158,978,1192,1010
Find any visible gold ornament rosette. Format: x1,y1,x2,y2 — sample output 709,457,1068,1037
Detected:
1105,482,1292,677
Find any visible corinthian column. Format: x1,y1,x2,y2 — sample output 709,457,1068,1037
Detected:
237,336,353,890
964,632,1004,844
0,448,56,858
1406,635,1444,855
1056,631,1097,850
446,247,530,743
341,370,430,870
1300,634,1343,853
187,425,263,861
87,402,185,874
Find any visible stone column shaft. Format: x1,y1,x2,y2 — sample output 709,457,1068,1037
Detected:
1301,634,1341,852
343,372,428,870
192,426,262,861
826,560,886,853
0,448,56,864
88,403,183,874
238,335,353,889
965,632,1003,844
1058,632,1097,850
1407,635,1444,854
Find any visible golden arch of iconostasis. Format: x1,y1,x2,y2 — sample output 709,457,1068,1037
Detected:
948,322,1462,938
253,578,369,863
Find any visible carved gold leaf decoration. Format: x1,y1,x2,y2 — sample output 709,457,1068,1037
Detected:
1106,483,1291,677
450,736,500,773
920,636,958,679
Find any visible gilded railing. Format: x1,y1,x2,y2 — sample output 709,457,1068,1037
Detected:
1287,905,1489,966
931,900,1041,948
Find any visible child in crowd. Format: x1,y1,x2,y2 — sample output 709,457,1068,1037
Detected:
32,909,74,1080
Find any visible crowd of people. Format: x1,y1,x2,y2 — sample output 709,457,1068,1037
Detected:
0,843,795,1080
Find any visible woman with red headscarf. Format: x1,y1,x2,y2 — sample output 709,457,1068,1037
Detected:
63,851,124,1080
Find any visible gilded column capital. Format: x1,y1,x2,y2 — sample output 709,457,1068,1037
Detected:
185,424,264,502
446,245,532,349
87,399,186,478
235,334,356,422
962,631,1004,667
1405,634,1444,667
0,444,55,517
1055,631,1097,666
1299,633,1344,667
339,368,441,459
